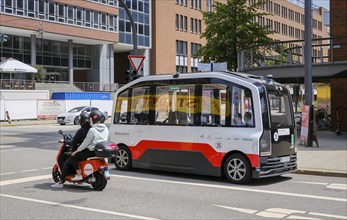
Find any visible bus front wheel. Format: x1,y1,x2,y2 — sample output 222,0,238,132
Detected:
224,154,251,184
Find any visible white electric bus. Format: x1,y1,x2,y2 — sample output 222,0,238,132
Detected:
109,71,297,183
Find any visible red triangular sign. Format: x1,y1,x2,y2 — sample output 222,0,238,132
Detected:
128,55,145,73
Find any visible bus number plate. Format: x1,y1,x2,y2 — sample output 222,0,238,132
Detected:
280,156,290,163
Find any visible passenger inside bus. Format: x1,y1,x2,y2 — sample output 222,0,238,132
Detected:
244,112,254,127
232,113,244,126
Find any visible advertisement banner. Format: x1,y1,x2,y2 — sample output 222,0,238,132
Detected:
37,100,65,119
300,104,310,142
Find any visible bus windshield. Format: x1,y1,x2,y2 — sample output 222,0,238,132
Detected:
268,93,293,128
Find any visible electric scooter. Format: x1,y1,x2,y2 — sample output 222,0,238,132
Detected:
52,130,118,190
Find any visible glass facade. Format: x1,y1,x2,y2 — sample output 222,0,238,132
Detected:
118,0,150,47
1,34,91,69
0,0,118,32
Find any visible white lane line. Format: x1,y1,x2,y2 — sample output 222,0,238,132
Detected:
309,212,347,219
0,193,158,220
21,169,38,173
0,145,17,149
292,181,328,186
0,172,15,176
0,175,51,186
293,181,347,190
40,141,58,144
42,167,52,170
110,174,347,202
327,184,347,191
212,205,257,214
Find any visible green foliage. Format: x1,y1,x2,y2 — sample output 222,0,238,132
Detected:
195,0,274,71
32,65,46,81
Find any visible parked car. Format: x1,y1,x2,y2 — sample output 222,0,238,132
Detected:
57,106,105,125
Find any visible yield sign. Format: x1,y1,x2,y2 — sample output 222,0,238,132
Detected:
128,55,145,73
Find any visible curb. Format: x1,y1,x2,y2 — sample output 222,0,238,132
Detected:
296,170,347,178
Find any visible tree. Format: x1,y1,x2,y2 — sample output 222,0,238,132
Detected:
195,0,274,71
32,65,46,81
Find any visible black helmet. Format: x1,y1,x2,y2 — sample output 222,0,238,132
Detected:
90,110,105,124
79,112,90,126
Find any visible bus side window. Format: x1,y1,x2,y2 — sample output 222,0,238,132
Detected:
231,86,254,127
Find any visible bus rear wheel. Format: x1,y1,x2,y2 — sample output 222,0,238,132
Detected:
115,146,132,171
224,154,251,184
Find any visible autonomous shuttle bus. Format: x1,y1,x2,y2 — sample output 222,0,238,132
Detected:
109,71,297,183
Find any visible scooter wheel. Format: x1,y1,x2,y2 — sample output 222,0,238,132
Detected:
52,167,61,183
91,172,107,191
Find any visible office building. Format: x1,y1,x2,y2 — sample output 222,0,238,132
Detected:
151,0,329,74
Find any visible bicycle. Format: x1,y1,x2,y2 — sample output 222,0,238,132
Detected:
316,107,331,131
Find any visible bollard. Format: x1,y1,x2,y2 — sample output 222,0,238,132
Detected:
5,111,11,124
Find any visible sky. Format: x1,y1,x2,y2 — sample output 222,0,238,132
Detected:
312,0,330,10
288,0,330,10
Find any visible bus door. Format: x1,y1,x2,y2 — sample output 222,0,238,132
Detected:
150,84,199,173
265,89,296,159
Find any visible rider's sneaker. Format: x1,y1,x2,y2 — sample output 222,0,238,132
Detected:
71,175,83,181
51,182,64,188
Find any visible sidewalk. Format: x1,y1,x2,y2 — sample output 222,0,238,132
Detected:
1,119,346,178
296,130,347,177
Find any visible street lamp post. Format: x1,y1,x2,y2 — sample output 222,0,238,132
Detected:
304,0,313,147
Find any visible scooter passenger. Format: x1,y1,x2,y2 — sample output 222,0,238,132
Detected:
51,112,91,188
69,110,109,181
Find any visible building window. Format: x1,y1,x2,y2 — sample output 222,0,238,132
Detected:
184,16,187,31
274,21,280,33
274,3,280,16
176,40,188,73
176,14,179,30
180,15,183,30
190,18,193,32
207,0,213,12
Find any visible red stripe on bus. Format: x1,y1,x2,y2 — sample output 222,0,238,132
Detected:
129,140,259,168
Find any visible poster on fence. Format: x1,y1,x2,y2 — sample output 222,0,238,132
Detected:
300,104,310,143
37,100,65,119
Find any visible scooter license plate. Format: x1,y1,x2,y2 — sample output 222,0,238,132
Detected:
103,170,110,179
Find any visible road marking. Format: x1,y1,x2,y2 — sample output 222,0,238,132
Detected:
327,184,347,190
110,174,347,202
309,212,347,219
0,175,51,186
293,181,328,186
0,145,17,149
42,167,52,170
22,169,38,173
0,193,158,220
0,172,15,176
214,205,346,219
40,141,58,144
293,181,347,190
212,205,257,214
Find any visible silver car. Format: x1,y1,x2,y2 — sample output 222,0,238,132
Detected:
57,106,100,125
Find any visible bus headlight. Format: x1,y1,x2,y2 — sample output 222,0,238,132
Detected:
260,130,271,156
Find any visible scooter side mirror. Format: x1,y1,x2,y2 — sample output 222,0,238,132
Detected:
58,130,63,135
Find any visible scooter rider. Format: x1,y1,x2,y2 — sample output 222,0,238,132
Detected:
51,112,91,188
69,110,109,181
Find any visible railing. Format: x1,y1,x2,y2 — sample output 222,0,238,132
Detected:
0,79,121,92
0,79,35,90
238,36,347,71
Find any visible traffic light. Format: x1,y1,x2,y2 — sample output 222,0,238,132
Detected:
0,34,8,43
124,69,131,82
125,69,142,82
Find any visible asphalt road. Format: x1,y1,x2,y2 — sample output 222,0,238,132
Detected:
1,124,346,219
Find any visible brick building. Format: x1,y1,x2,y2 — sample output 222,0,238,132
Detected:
151,0,328,75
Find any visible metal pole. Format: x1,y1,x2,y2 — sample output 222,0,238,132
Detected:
304,0,312,106
304,0,313,147
118,0,138,55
